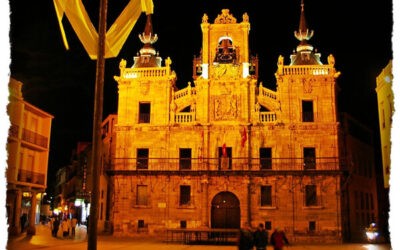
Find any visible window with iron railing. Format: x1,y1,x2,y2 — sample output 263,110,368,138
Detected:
259,147,272,170
303,147,316,170
218,147,232,170
179,148,192,170
139,103,150,123
137,148,149,169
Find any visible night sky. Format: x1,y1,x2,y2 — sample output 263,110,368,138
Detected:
8,1,393,191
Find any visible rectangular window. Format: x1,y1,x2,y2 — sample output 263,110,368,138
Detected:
137,148,149,169
136,185,148,206
260,185,272,206
305,185,317,206
139,103,151,123
309,221,316,232
138,220,145,228
180,221,187,228
179,148,192,170
265,221,272,230
218,146,232,170
259,147,272,170
303,147,316,170
302,100,314,122
179,185,191,206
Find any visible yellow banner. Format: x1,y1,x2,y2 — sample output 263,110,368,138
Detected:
53,0,154,60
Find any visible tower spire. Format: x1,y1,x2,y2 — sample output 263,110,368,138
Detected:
294,0,314,47
290,0,322,65
133,14,162,67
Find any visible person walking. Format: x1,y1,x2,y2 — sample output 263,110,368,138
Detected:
270,227,289,250
253,223,268,250
52,217,60,237
238,223,254,250
61,218,70,238
20,213,27,233
71,216,78,237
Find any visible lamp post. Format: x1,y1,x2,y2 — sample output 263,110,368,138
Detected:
88,0,107,249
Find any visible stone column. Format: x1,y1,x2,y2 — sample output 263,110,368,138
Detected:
247,178,252,225
242,176,251,226
27,191,37,235
9,189,22,235
200,176,209,227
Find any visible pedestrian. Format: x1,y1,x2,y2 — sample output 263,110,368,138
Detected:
86,215,90,234
20,213,27,233
238,223,254,250
71,216,78,237
52,217,60,237
49,216,54,235
270,227,289,250
67,217,72,236
61,218,70,238
253,223,268,250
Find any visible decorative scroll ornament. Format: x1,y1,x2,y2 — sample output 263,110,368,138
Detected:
214,9,237,24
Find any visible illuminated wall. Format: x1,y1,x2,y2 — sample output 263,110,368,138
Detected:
375,60,393,189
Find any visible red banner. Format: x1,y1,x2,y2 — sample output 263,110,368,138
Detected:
241,127,247,147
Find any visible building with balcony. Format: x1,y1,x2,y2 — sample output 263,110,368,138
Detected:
104,3,380,244
108,5,342,242
6,77,53,235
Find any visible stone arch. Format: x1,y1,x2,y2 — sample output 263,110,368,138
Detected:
211,191,240,229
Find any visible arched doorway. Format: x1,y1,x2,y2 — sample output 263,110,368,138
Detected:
211,191,240,229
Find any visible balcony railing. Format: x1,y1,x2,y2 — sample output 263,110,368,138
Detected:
17,169,45,185
22,128,48,148
122,67,168,79
259,112,277,122
282,65,332,76
108,157,344,174
8,123,19,138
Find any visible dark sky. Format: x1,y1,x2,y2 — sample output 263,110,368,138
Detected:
8,1,393,187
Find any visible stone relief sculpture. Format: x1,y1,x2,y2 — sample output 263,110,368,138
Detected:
214,95,238,120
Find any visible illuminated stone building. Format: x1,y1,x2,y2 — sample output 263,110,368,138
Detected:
6,77,53,235
375,60,393,189
338,113,379,242
375,60,392,241
108,3,355,243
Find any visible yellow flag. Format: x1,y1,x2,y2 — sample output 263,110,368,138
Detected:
53,0,154,60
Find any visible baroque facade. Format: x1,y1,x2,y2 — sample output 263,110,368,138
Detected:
106,4,365,244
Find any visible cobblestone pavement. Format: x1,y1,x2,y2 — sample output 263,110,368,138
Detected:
6,224,392,250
